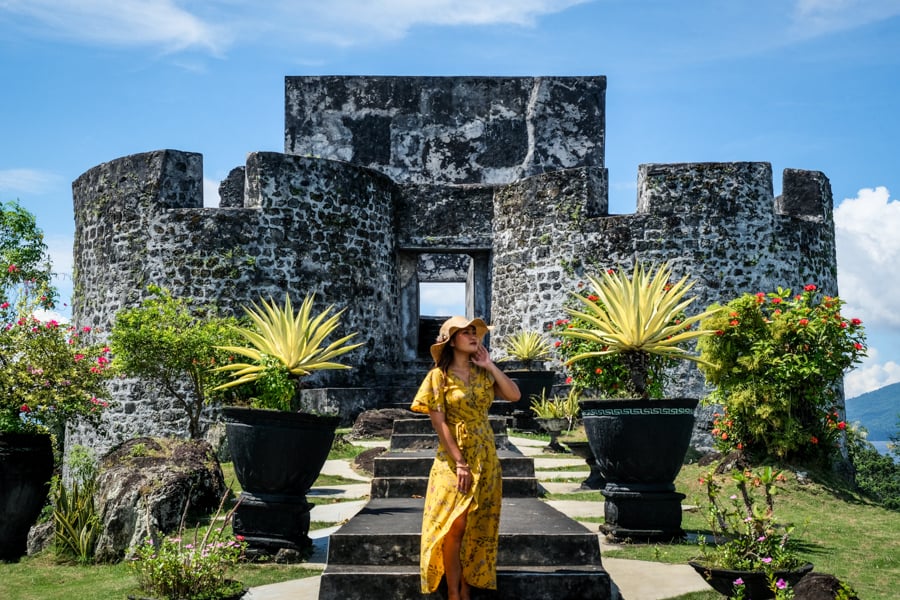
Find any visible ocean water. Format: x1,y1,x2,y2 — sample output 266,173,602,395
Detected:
871,440,894,457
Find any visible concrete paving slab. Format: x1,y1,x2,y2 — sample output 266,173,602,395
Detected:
546,499,604,519
540,481,601,495
309,499,368,524
531,457,587,469
601,557,710,600
320,459,371,482
308,484,371,501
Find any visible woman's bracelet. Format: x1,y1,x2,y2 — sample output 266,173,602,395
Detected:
456,463,470,470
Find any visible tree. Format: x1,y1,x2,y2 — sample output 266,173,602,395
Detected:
109,285,245,439
0,199,57,309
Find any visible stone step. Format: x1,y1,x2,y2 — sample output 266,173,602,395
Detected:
318,497,611,600
325,498,601,567
391,417,509,435
370,475,539,499
373,450,535,478
318,564,611,600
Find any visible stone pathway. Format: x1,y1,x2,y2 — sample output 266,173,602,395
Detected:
244,435,710,600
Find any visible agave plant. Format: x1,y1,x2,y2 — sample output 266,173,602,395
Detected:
560,262,718,399
501,329,553,368
212,293,363,410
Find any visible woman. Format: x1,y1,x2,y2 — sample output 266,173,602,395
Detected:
410,316,521,600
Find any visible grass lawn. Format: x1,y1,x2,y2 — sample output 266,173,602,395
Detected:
592,461,899,600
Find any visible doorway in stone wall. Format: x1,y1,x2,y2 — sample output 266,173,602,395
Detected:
398,250,492,362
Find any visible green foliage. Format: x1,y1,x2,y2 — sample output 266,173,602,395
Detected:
129,494,245,600
0,199,57,309
695,466,804,572
555,261,716,399
698,285,867,462
530,388,581,430
52,447,100,565
846,423,900,511
213,293,363,411
109,285,246,438
500,330,553,366
0,282,113,436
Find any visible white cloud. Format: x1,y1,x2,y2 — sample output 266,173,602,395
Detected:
32,308,70,324
420,282,465,317
0,168,61,195
834,186,900,329
0,0,590,53
792,0,900,36
203,177,220,208
844,346,900,398
0,0,228,54
835,187,900,397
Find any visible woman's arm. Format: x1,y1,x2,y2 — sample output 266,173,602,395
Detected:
429,409,472,493
471,343,521,402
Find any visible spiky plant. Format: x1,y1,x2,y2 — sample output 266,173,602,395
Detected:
212,293,363,410
502,329,553,368
560,262,719,399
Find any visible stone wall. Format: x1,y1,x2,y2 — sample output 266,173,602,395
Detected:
70,75,838,450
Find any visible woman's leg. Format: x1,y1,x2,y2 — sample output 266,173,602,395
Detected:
442,511,469,600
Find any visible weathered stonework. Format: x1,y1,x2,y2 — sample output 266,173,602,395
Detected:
71,76,837,452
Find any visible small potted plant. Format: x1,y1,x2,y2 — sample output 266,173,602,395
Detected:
499,329,557,424
210,292,362,558
554,261,719,540
689,465,813,599
530,388,580,452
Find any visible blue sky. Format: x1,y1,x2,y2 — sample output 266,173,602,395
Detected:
1,0,898,398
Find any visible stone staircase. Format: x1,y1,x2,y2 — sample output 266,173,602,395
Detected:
318,416,612,599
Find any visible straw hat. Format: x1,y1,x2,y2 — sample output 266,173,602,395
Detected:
429,316,489,364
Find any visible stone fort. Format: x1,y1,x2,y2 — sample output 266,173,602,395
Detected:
71,75,837,447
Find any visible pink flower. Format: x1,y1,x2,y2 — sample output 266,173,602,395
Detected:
761,557,773,564
7,264,17,273
733,578,744,586
776,579,787,590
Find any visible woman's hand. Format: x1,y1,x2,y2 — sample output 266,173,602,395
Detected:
456,463,472,494
470,343,494,369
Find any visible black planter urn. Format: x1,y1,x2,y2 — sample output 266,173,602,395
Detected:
688,561,814,599
224,407,340,559
0,432,55,561
579,397,698,542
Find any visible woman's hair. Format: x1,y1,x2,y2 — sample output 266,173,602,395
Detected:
436,331,458,372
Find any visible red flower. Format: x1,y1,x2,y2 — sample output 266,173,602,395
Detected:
772,297,782,304
0,302,8,309
729,319,739,327
854,342,863,350
837,421,847,430
554,340,561,347
20,404,30,413
798,318,809,326
810,436,819,444
565,377,572,384
587,294,599,302
804,284,817,292
7,264,17,273
594,367,603,374
839,321,848,329
851,318,862,325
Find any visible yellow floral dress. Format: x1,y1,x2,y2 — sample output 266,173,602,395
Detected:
410,366,502,593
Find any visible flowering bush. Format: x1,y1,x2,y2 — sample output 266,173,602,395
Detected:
0,281,113,436
129,500,246,600
695,466,805,598
697,285,866,462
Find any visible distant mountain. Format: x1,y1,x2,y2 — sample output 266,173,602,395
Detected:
846,382,900,441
